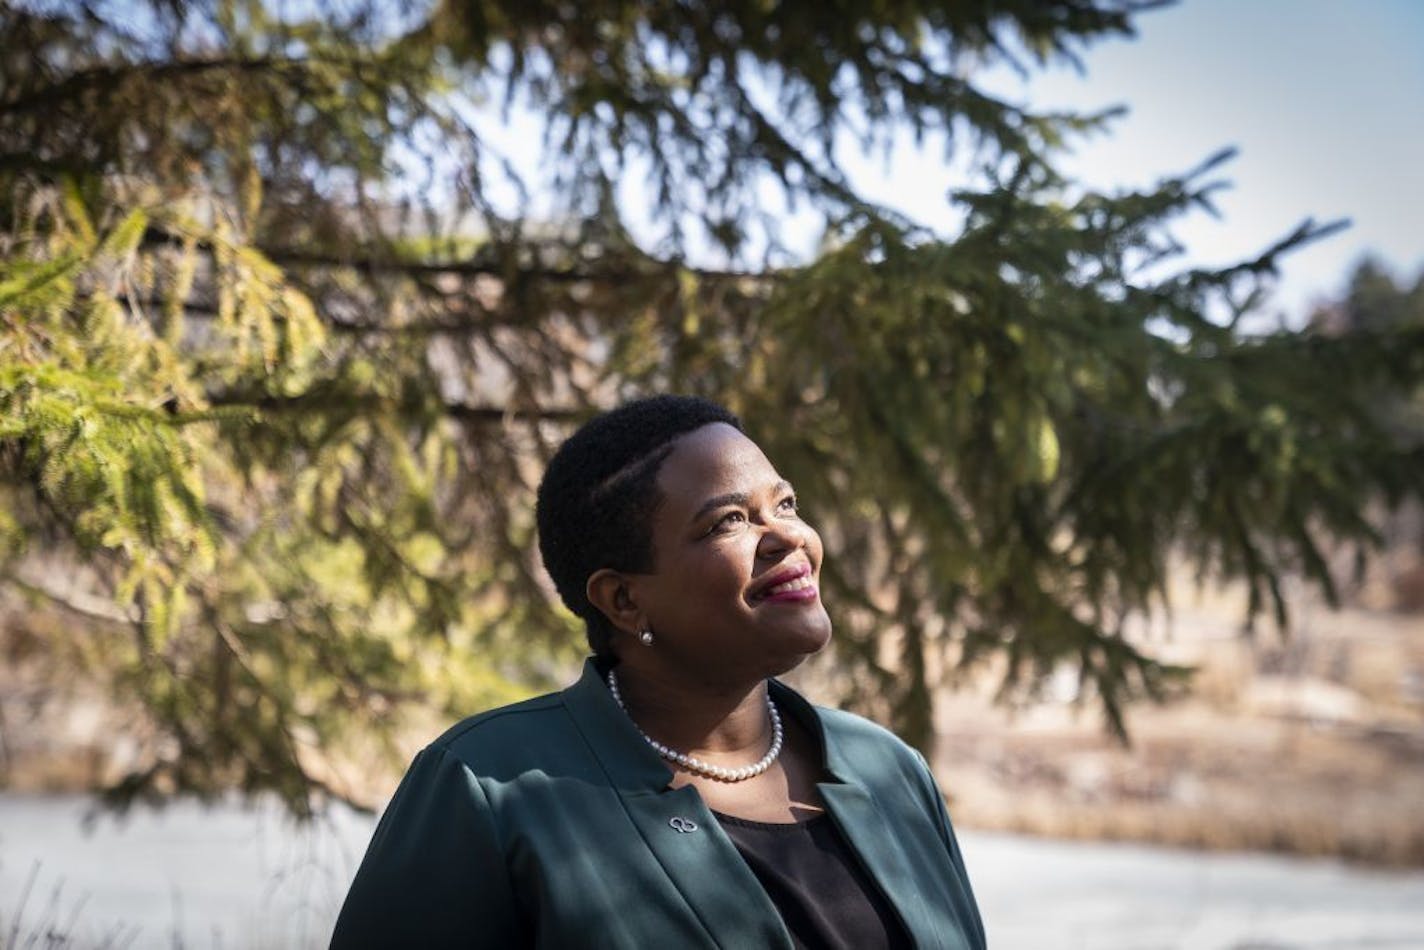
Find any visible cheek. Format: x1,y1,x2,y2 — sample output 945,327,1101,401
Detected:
803,523,825,566
677,543,752,595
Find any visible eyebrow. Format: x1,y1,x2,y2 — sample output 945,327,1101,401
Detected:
690,480,793,523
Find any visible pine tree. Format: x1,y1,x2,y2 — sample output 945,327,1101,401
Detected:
3,0,1422,814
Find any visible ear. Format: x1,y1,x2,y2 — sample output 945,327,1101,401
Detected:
585,568,644,637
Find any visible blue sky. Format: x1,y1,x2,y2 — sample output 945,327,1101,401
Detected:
468,1,1423,322
841,0,1424,320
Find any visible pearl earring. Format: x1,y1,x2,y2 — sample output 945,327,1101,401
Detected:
639,628,654,646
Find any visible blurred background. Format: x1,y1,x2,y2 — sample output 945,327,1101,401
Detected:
1,0,1421,947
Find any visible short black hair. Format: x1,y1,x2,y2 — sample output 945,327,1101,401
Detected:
536,395,741,659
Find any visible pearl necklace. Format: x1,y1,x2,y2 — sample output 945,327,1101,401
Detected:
605,670,783,782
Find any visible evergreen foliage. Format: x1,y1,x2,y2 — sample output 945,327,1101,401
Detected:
2,0,1422,814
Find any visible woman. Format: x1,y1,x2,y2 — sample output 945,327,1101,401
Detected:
330,396,985,949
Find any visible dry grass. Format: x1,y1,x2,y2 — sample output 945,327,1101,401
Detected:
933,573,1424,867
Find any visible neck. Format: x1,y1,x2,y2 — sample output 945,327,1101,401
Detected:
610,663,772,756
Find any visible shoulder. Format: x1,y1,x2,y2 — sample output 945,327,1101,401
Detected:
809,703,930,780
423,690,578,775
431,690,566,745
812,703,904,746
769,677,927,779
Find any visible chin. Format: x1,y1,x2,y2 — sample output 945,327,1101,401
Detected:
763,618,833,677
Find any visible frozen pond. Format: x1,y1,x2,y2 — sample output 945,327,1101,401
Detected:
2,793,1422,948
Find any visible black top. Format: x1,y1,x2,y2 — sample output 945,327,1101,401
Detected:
714,811,913,950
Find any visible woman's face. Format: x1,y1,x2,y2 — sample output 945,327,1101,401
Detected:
626,423,832,685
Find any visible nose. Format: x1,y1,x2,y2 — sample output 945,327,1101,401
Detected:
756,514,807,560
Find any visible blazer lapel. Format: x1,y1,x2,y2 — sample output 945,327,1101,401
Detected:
772,679,942,948
562,660,793,950
622,785,793,949
817,780,932,947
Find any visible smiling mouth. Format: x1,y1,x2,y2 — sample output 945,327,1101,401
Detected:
751,568,819,604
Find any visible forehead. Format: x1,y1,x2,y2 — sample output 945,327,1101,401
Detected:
656,423,780,508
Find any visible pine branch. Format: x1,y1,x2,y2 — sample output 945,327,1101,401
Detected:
203,390,585,425
2,55,303,116
254,240,769,286
8,576,134,625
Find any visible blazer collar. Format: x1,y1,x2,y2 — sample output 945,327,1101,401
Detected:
766,677,857,782
561,658,676,793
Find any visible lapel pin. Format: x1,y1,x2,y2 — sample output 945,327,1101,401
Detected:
669,816,698,833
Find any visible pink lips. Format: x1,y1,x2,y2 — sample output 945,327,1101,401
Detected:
761,584,819,604
749,563,819,605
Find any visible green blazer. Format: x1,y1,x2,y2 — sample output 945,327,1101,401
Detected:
331,660,985,949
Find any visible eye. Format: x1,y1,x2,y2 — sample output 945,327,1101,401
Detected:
706,510,746,536
777,494,799,514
